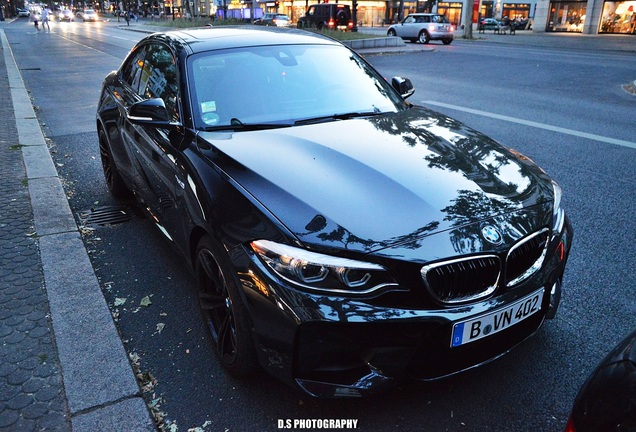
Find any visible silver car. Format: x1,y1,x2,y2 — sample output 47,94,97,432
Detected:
387,13,454,45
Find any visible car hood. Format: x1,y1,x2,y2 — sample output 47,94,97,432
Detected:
198,107,553,257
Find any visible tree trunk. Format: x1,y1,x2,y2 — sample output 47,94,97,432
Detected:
463,0,474,39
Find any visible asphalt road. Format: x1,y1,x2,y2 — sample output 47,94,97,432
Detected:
4,18,635,432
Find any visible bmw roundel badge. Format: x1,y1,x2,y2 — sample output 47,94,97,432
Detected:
481,225,503,245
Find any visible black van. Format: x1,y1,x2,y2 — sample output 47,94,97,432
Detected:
297,4,353,30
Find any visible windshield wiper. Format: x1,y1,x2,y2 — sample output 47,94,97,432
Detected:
201,123,292,132
294,111,383,126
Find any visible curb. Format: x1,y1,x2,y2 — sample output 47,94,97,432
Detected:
0,29,155,431
341,36,405,49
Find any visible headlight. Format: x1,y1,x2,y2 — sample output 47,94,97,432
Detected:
552,180,565,233
250,239,399,295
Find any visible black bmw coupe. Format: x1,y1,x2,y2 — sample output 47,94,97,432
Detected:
96,27,573,397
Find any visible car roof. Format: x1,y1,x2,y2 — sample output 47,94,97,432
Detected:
143,27,342,54
409,13,443,16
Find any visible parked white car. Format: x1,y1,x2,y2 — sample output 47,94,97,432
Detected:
387,13,454,45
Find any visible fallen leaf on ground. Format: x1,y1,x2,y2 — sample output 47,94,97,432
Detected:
114,298,127,306
140,296,152,307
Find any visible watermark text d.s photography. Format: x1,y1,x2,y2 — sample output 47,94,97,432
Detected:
278,418,359,429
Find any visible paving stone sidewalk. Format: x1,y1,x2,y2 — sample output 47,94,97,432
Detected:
0,22,155,431
0,40,72,432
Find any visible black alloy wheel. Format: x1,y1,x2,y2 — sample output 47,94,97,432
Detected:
419,30,431,44
195,236,257,376
98,128,130,199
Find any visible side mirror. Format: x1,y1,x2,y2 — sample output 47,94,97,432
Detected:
392,77,415,99
128,98,175,126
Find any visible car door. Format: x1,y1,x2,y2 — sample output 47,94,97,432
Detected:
109,45,152,196
396,15,415,38
125,42,189,251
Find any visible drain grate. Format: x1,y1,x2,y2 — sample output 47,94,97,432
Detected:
77,205,133,227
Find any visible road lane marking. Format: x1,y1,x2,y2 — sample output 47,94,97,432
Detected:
423,100,636,150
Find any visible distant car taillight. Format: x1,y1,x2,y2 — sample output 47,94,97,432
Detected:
348,20,353,29
328,18,335,28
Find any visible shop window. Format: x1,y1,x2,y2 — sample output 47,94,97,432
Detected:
600,1,636,33
502,3,530,20
548,1,587,32
480,1,494,19
438,2,463,28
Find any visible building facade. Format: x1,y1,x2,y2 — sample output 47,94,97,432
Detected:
177,0,634,34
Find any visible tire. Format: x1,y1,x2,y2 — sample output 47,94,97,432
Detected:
442,38,453,45
418,30,430,44
387,29,396,36
98,128,131,199
195,236,257,377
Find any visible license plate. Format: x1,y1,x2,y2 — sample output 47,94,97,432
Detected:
451,288,544,347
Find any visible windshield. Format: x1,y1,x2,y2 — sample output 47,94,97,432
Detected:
188,44,406,130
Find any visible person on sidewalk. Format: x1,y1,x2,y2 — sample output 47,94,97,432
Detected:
32,12,40,32
41,6,51,31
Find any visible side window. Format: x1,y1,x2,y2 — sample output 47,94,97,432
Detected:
120,46,147,94
308,7,315,16
404,16,414,24
139,44,180,122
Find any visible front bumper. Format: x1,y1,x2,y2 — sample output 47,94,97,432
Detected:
233,216,572,397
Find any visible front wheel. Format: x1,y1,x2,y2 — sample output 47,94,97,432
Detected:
418,30,430,44
387,28,396,36
195,236,257,377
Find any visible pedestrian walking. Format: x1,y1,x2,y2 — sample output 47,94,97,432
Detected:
41,6,51,31
32,13,40,31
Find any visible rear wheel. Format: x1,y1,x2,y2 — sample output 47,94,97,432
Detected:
98,128,130,199
442,38,453,45
195,236,257,376
418,30,430,44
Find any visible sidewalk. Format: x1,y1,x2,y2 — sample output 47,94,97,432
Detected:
0,25,155,431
